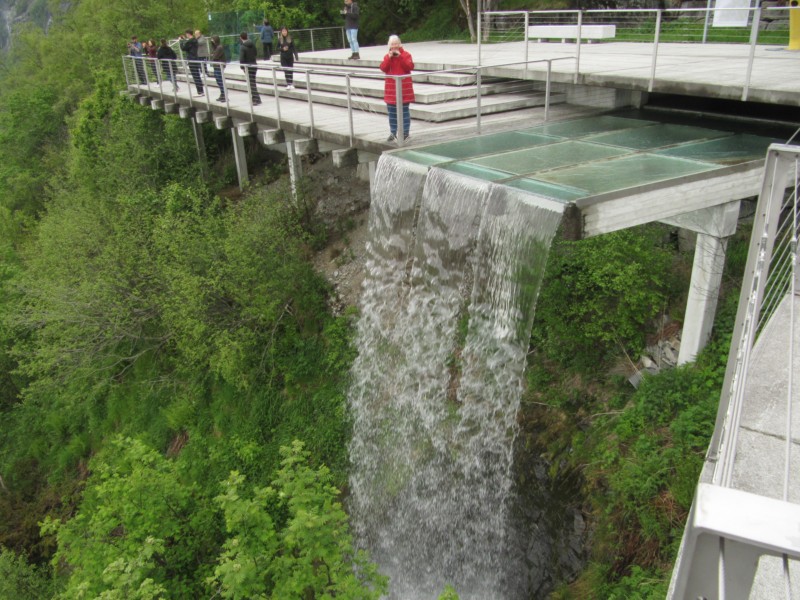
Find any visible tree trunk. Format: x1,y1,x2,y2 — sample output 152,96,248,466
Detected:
459,0,476,42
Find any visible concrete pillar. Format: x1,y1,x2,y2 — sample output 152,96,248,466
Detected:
190,119,209,179
678,232,728,365
231,127,249,191
286,140,302,200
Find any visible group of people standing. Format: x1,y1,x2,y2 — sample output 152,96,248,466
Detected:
128,3,415,144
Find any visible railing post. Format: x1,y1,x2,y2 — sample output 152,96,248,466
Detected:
396,76,405,145
649,9,662,92
476,68,482,135
272,67,282,128
524,11,530,74
310,29,315,52
346,73,354,147
342,27,346,49
703,0,713,43
742,7,761,101
477,8,482,67
306,70,315,137
122,57,131,87
544,60,551,122
574,10,583,84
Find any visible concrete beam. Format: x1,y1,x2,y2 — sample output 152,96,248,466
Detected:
260,129,286,146
179,106,196,119
237,122,257,137
332,148,358,168
214,116,233,130
138,96,152,106
294,138,318,156
195,111,213,124
164,103,179,114
661,201,741,238
150,99,164,111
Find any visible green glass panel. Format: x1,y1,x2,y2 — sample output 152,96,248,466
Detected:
655,133,776,165
441,162,512,181
505,178,588,202
585,123,731,150
468,141,632,175
419,131,557,160
520,115,657,139
535,154,719,195
393,150,452,166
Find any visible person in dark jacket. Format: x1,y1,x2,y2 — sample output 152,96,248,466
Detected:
145,39,159,82
128,35,146,84
156,38,178,90
239,31,261,105
341,0,360,59
277,27,299,90
210,36,227,102
180,29,204,95
260,19,274,60
379,35,415,142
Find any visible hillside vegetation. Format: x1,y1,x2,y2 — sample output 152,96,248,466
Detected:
0,0,743,597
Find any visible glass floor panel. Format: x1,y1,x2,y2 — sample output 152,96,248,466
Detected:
468,140,632,175
520,115,657,139
440,162,512,181
533,154,719,196
393,149,454,167
655,133,778,165
584,123,732,150
418,131,558,160
505,178,588,202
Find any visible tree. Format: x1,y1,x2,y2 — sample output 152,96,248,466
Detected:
210,440,388,599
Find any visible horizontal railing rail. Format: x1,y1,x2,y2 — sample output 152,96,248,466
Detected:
478,7,797,100
123,53,575,147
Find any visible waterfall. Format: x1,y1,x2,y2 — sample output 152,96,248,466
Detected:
349,154,563,599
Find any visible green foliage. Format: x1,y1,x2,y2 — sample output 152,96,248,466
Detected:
0,547,53,600
42,437,217,598
210,441,388,599
438,584,461,599
532,226,672,371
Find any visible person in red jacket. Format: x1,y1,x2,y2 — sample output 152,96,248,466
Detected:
379,35,415,143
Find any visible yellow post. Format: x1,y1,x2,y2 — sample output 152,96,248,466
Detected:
790,1,800,50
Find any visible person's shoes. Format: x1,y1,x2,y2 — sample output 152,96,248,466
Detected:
352,52,360,60
195,92,204,97
216,96,225,102
252,99,262,105
286,84,295,90
403,134,410,142
387,134,397,142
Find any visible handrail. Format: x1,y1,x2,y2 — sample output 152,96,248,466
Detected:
479,6,796,100
123,53,575,148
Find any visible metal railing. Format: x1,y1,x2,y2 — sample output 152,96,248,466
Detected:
122,54,573,148
478,7,797,100
172,26,346,61
669,142,800,599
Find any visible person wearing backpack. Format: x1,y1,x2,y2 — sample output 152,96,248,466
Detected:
239,31,261,105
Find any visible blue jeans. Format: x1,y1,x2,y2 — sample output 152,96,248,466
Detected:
387,103,410,137
214,65,225,98
346,29,359,53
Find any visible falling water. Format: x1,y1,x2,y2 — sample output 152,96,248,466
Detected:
349,154,563,599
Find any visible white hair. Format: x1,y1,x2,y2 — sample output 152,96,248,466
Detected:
388,35,401,48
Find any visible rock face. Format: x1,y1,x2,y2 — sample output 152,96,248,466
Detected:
0,0,54,52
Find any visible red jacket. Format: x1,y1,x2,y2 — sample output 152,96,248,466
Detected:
380,48,415,105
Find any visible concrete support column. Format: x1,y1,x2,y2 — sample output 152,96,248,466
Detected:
678,232,728,365
190,119,209,179
286,140,302,200
231,127,249,191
